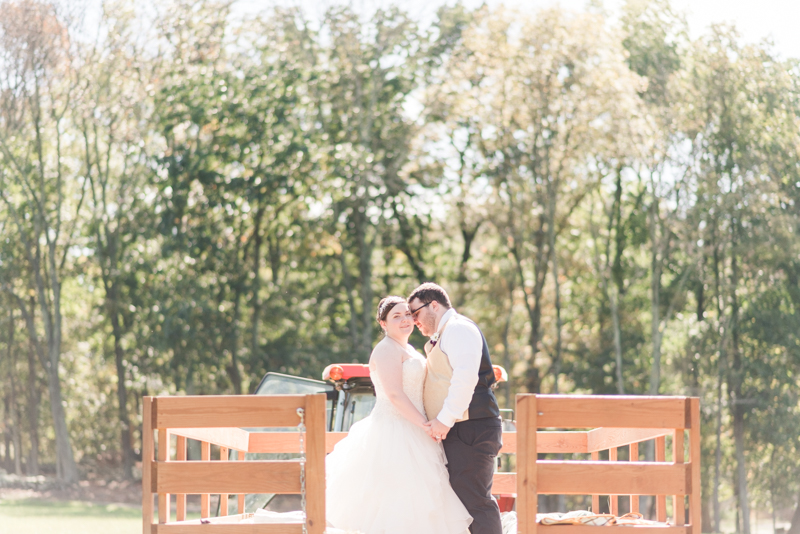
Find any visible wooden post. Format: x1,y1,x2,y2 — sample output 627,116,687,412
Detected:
305,394,327,534
158,429,171,524
656,436,667,522
609,447,619,516
673,429,686,526
201,441,210,518
236,449,246,514
630,442,640,514
517,394,538,534
591,451,600,513
176,435,187,521
689,398,702,534
220,446,229,516
142,397,154,534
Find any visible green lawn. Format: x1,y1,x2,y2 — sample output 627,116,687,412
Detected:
0,498,142,534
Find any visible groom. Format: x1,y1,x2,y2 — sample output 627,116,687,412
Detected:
408,283,503,534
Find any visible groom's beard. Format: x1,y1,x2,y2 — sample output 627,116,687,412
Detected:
421,314,436,337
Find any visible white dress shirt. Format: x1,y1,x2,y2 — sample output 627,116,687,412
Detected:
434,308,482,427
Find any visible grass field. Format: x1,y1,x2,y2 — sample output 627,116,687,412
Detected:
0,498,142,534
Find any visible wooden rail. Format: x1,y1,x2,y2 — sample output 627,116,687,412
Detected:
143,394,327,534
515,394,701,534
143,393,700,534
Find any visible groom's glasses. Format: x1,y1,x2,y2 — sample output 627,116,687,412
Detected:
409,302,431,319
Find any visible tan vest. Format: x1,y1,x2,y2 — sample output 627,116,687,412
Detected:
423,320,469,423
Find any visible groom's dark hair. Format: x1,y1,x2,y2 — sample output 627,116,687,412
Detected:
408,283,452,309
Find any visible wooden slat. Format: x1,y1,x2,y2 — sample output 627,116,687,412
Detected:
610,448,619,516
160,514,253,525
630,442,640,514
158,429,171,524
220,447,229,516
152,524,303,534
674,430,686,526
500,431,517,454
591,451,600,513
492,472,516,494
689,399,701,534
171,427,250,452
153,461,302,494
176,436,187,521
304,394,327,534
537,461,690,495
236,451,245,514
538,525,689,534
201,442,210,519
536,431,588,453
516,394,538,534
143,397,154,534
656,436,667,522
587,428,672,453
249,432,348,454
535,395,690,429
154,395,309,429
253,429,580,455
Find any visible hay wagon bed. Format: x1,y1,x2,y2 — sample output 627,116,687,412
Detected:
142,394,700,534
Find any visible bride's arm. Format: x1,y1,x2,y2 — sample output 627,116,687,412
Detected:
372,350,428,428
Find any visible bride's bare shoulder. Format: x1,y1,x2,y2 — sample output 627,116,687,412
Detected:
369,337,402,362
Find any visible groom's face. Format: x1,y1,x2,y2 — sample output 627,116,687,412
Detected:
409,298,437,337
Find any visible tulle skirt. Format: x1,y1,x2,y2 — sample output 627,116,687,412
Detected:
326,407,472,534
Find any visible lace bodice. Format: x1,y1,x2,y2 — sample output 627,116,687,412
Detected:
371,341,427,419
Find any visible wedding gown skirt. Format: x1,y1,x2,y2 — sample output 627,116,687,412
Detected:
326,355,472,534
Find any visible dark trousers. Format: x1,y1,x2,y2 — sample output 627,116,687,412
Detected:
443,416,503,534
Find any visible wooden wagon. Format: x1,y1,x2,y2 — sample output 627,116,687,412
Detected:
142,393,700,534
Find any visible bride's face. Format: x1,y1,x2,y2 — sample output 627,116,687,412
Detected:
381,303,413,338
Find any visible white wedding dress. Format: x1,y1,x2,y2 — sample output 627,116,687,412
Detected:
325,347,472,534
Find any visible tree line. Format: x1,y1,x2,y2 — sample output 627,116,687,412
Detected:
1,0,799,531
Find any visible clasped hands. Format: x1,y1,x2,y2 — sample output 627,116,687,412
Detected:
423,419,450,442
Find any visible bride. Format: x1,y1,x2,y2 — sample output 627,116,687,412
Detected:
325,296,472,534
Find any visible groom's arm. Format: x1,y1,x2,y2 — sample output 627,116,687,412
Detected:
435,319,482,428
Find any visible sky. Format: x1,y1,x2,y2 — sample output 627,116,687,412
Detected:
229,0,800,60
79,0,800,61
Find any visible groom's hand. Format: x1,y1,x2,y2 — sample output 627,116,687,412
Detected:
427,419,451,442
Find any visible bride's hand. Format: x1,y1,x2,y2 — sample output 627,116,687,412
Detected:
422,420,439,441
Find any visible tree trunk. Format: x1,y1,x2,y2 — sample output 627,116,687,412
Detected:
648,197,662,395
455,221,480,307
501,280,514,409
2,395,10,471
26,337,40,475
520,222,548,394
251,205,265,370
732,402,749,534
228,288,244,395
357,213,374,357
7,312,22,475
712,214,723,533
45,360,78,482
547,181,563,394
713,364,724,533
108,295,134,480
340,248,360,353
611,170,625,394
787,495,800,534
610,287,624,394
729,226,749,534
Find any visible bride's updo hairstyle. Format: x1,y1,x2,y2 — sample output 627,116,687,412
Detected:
376,296,406,333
